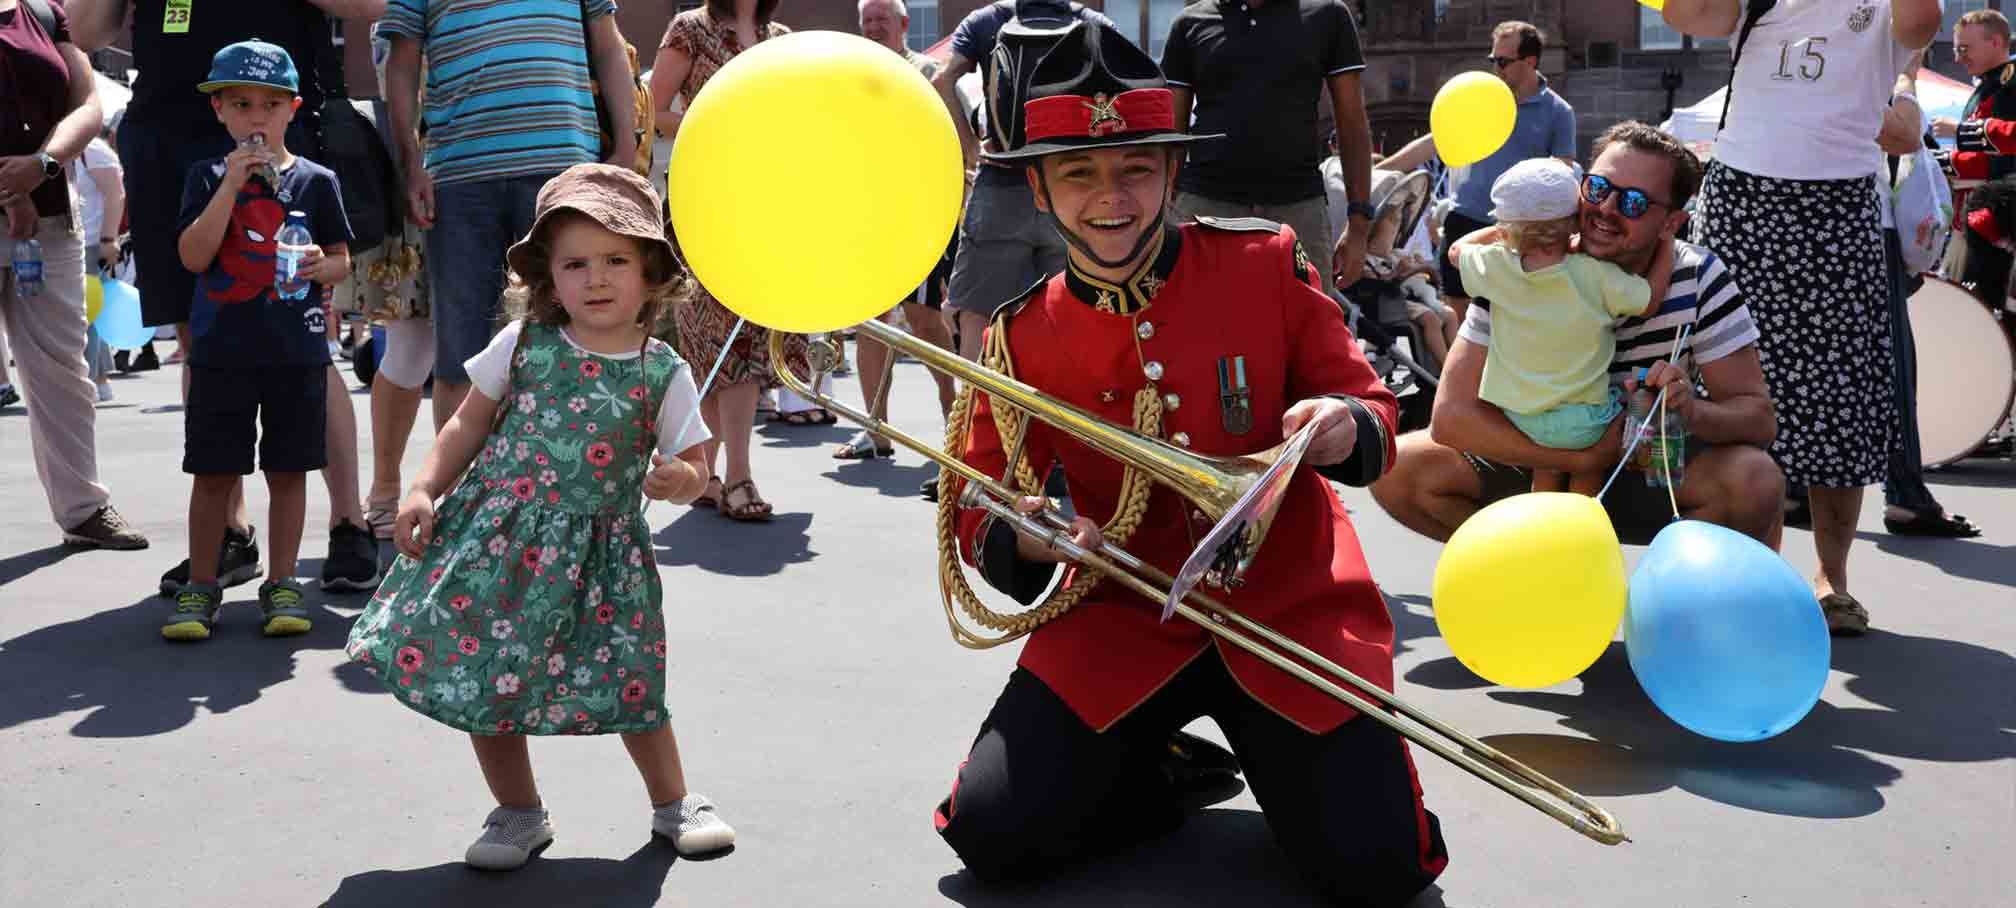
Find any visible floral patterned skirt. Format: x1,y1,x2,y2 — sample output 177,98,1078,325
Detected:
671,280,810,390
345,477,670,736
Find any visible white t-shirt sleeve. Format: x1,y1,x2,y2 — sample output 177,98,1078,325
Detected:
654,351,712,457
462,320,523,402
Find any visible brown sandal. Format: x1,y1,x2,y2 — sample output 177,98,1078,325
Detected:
719,479,774,522
692,475,722,509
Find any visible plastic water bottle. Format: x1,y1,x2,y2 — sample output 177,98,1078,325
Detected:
275,210,312,301
1627,368,1687,489
12,238,43,299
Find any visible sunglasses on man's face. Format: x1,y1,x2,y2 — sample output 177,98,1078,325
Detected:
1582,174,1669,220
1487,55,1522,69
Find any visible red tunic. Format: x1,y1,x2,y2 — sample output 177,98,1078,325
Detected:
1950,60,2016,225
953,221,1400,735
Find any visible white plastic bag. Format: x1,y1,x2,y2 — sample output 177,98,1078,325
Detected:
1894,144,1954,276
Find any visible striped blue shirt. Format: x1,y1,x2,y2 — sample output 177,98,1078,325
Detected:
380,0,617,186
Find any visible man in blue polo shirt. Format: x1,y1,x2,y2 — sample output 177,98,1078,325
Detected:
379,0,636,424
1384,19,1576,322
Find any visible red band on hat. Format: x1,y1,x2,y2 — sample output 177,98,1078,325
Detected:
1024,89,1175,144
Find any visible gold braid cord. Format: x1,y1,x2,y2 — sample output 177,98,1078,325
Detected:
934,319,1164,648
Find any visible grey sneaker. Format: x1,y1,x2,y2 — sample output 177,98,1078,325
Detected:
162,582,223,641
466,806,554,871
257,580,312,637
63,506,150,550
652,794,735,856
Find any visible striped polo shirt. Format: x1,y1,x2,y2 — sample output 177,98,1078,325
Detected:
380,0,616,186
1460,241,1762,384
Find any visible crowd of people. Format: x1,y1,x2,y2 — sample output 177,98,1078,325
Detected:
0,0,2006,902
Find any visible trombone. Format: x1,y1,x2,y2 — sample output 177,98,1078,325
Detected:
771,321,1628,846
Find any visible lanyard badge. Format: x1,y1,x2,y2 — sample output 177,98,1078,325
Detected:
1218,355,1252,436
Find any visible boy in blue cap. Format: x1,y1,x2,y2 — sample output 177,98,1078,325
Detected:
164,39,354,641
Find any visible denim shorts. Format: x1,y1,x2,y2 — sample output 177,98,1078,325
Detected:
1505,386,1625,451
945,168,1069,316
424,174,552,384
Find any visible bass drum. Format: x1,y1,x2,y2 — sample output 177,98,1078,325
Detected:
1908,277,2016,468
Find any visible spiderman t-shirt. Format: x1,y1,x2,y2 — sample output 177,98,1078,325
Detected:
175,156,352,366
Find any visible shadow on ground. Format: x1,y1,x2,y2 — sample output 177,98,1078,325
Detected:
321,842,677,908
821,461,938,500
0,583,370,736
651,507,814,577
0,543,87,587
1855,530,2015,588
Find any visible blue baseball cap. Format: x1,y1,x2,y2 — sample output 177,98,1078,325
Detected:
198,40,299,95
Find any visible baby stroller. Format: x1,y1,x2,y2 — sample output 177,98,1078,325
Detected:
1337,169,1444,432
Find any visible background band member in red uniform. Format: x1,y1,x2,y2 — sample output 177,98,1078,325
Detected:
1935,10,2016,309
930,23,1447,905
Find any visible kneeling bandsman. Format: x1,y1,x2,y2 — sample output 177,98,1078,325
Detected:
930,22,1448,905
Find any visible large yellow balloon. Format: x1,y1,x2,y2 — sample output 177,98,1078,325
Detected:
1430,71,1517,168
668,32,963,334
85,274,104,325
1431,493,1627,688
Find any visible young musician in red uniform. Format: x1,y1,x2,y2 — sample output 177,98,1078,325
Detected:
931,23,1448,904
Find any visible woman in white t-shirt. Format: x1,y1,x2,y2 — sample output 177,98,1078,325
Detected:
1664,0,1942,637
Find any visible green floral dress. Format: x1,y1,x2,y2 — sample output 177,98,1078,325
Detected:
347,324,685,736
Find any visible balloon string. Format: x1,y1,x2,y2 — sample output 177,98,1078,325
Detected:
1596,321,1693,502
645,316,745,515
1658,391,1680,520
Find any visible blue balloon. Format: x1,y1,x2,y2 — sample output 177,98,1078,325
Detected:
94,278,154,349
1625,520,1830,742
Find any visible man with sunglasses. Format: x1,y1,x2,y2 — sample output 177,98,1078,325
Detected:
1372,122,1783,550
1383,21,1576,324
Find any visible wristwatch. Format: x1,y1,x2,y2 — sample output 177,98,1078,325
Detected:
1346,201,1377,222
33,152,60,182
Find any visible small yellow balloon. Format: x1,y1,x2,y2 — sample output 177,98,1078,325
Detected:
1639,0,1666,10
668,32,963,334
85,274,104,324
1431,493,1627,688
1430,71,1517,168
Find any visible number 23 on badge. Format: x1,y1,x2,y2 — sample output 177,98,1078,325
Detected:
163,0,193,34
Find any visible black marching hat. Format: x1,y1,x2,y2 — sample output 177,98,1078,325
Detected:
982,22,1221,163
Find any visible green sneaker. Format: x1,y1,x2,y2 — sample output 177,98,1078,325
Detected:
162,582,223,641
258,580,312,637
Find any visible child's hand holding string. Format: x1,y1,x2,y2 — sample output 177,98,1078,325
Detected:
644,452,706,503
394,487,437,559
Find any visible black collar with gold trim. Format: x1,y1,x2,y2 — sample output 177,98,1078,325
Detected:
1062,225,1182,316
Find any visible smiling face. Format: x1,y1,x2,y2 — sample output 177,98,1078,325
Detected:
1955,23,2009,78
1028,146,1177,278
1578,144,1687,272
548,216,649,338
858,0,908,52
210,85,300,145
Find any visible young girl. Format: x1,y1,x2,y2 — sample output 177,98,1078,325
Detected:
1450,158,1672,494
345,165,731,870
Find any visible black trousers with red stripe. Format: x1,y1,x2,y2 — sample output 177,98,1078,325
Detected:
935,655,1449,906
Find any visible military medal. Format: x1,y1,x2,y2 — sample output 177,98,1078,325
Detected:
1218,355,1252,435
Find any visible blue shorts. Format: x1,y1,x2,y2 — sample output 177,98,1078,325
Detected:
1506,386,1624,450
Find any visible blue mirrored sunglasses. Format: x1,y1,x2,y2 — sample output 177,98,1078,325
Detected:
1581,174,1667,220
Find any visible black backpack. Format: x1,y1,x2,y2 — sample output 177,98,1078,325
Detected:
982,1,1085,154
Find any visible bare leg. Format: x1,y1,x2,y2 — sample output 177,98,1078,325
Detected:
264,471,307,581
322,364,365,528
1674,445,1785,548
853,321,893,447
1806,485,1864,598
186,474,236,584
433,380,471,434
368,373,425,512
953,309,988,363
901,303,958,416
1445,296,1471,327
620,725,691,806
715,382,761,488
1368,432,1487,542
1416,315,1450,366
470,735,541,808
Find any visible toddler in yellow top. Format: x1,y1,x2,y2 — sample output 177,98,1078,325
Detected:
1449,158,1670,494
